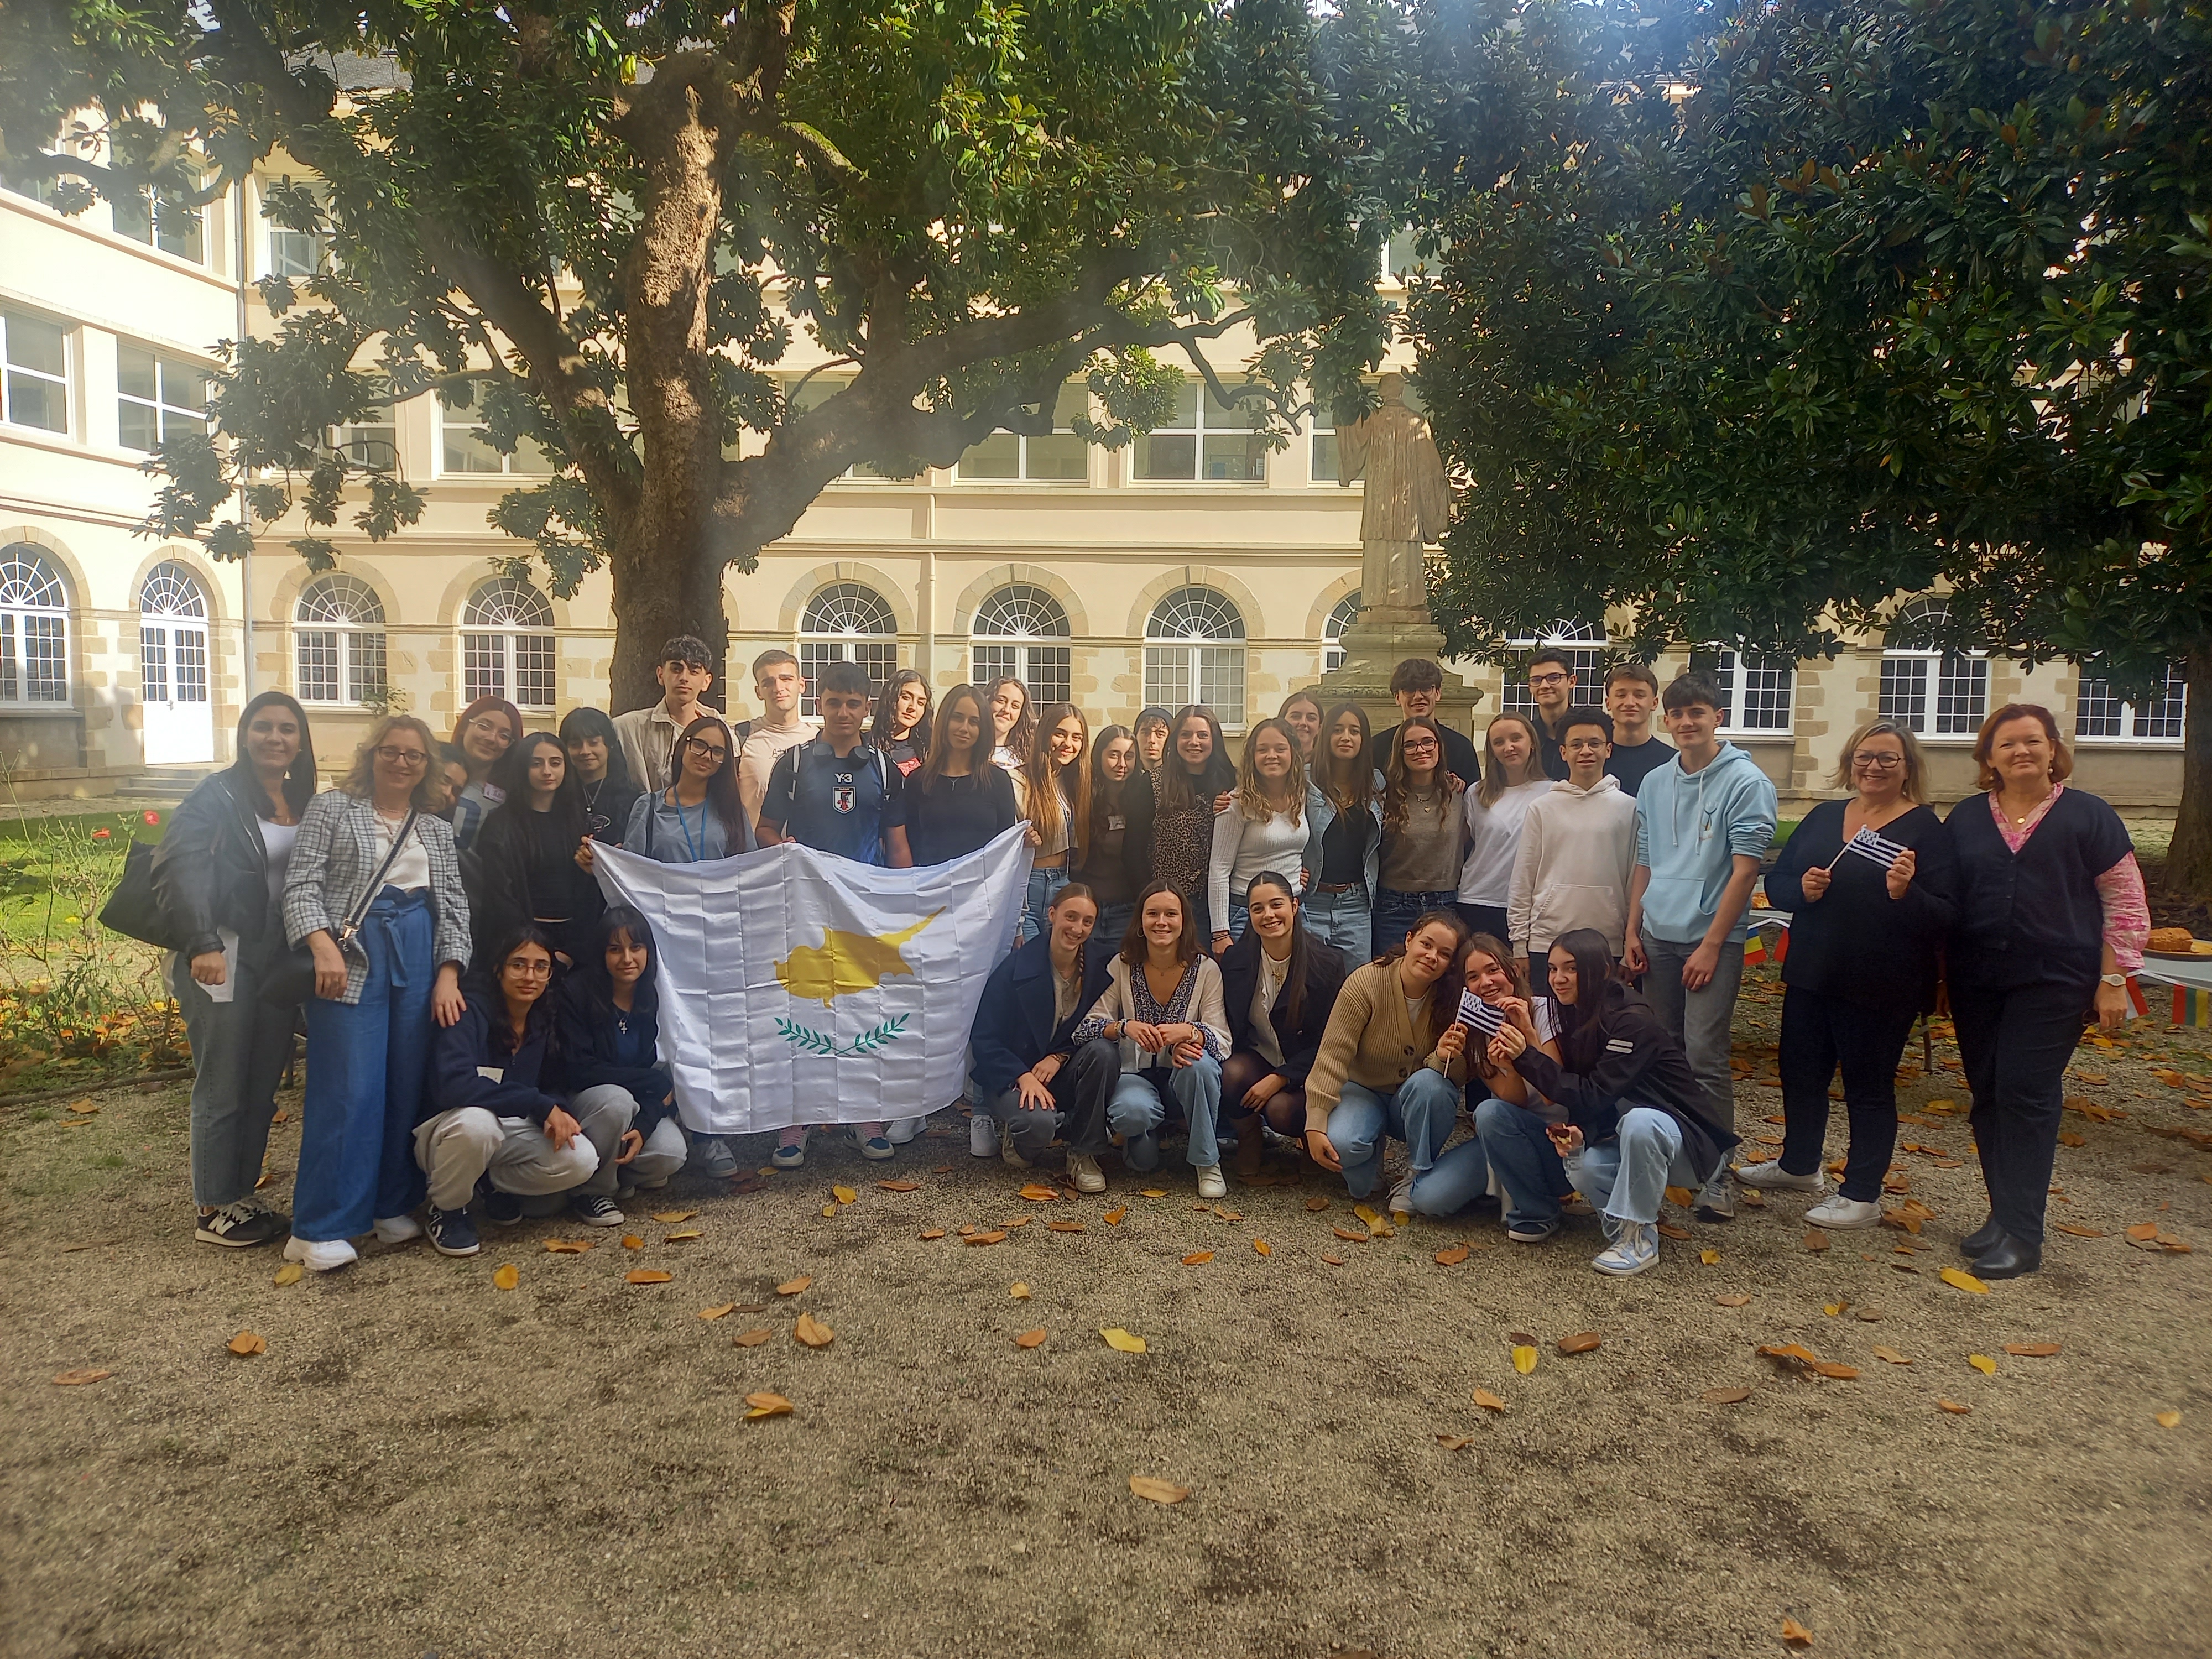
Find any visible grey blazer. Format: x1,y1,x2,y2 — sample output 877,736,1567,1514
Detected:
282,790,471,1004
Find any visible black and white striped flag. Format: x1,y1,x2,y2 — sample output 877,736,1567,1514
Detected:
1842,826,1909,870
1457,989,1507,1038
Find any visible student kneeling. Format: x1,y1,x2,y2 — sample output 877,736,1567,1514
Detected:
413,927,632,1255
556,906,687,1197
969,884,1118,1192
1484,929,1739,1276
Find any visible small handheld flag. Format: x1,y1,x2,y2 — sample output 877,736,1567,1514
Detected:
1457,989,1506,1039
1838,825,1909,871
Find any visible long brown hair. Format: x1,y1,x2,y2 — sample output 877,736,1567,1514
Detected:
1476,713,1543,808
669,713,745,840
1154,705,1235,813
1023,701,1092,857
1315,701,1376,816
228,690,318,817
340,714,445,811
1233,717,1306,827
916,683,988,797
983,675,1035,764
1373,907,1470,1029
452,695,523,779
1381,716,1448,833
1119,878,1200,968
1456,931,1531,1078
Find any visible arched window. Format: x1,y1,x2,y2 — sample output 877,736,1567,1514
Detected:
1321,592,1361,674
461,576,557,709
1690,645,1797,734
798,581,898,717
0,544,69,706
1144,586,1246,728
139,561,209,716
1500,620,1605,718
1880,597,1985,736
971,585,1071,705
295,573,387,706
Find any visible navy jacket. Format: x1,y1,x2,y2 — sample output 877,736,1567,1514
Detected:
425,988,562,1127
554,974,676,1136
1217,928,1349,1086
970,933,1113,1100
1944,787,2132,992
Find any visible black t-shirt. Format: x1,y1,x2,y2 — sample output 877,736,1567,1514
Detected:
1605,737,1676,800
1319,804,1373,885
761,739,905,862
1374,722,1481,790
905,766,1019,867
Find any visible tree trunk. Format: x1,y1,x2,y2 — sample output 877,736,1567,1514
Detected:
2166,648,2212,893
607,523,730,714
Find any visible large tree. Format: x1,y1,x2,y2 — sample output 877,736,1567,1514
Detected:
2,0,1401,706
1410,0,2212,876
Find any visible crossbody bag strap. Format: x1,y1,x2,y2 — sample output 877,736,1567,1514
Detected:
337,808,419,944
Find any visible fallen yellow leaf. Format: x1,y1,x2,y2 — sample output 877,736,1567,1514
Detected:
67,1099,97,1114
1014,1328,1047,1349
1472,1388,1506,1413
1664,1185,1695,1208
1968,1353,1997,1375
50,1368,111,1386
625,1269,672,1285
1437,1434,1475,1450
1434,1245,1470,1266
1511,1344,1538,1375
2005,1342,2061,1357
1181,1251,1213,1265
226,1331,267,1357
1700,1386,1752,1404
1782,1617,1814,1647
1010,1282,1031,1299
831,1185,858,1204
776,1276,812,1295
1872,1347,1912,1365
699,1303,737,1321
1937,1397,1971,1415
819,1203,837,1218
918,1229,946,1240
543,1238,596,1254
2156,1410,2182,1428
877,1178,920,1191
272,1261,304,1287
1557,1332,1602,1355
732,1328,773,1347
743,1391,792,1419
1101,1327,1147,1353
1140,1189,1167,1198
1253,1239,1271,1256
1103,1207,1127,1224
650,1209,697,1223
1939,1266,1991,1294
1128,1474,1190,1505
664,1229,703,1243
620,1234,644,1250
1715,1292,1751,1307
794,1312,834,1348
964,1229,1008,1246
492,1263,519,1290
1699,1247,1720,1265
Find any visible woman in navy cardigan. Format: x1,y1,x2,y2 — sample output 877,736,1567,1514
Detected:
1217,871,1349,1175
1943,705,2147,1279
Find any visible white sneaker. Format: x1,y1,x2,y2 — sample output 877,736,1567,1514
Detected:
886,1114,927,1145
372,1213,423,1244
282,1235,358,1272
1386,1175,1415,1218
1067,1152,1107,1194
1805,1193,1884,1230
1196,1165,1228,1201
1592,1220,1660,1277
1735,1160,1823,1193
969,1113,998,1157
1692,1174,1736,1222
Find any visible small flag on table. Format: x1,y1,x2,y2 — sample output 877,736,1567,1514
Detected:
1457,989,1507,1038
1743,933,1767,964
2172,985,2210,1029
1840,826,1910,869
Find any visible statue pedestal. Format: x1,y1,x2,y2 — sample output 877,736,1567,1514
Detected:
1318,607,1483,743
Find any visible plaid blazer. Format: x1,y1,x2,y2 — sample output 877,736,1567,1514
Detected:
282,789,472,1004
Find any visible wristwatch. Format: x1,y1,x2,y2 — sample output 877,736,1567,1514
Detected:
2100,973,2128,988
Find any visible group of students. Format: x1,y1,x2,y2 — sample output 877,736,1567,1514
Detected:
145,638,2145,1284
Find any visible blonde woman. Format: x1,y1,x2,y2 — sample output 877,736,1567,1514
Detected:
1208,716,1307,952
1458,712,1554,942
279,716,472,1271
1019,702,1092,945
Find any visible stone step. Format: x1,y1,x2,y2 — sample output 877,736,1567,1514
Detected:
113,768,212,801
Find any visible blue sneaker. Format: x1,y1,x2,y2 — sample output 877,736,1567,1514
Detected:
771,1134,807,1171
847,1129,895,1161
426,1205,479,1257
474,1176,522,1226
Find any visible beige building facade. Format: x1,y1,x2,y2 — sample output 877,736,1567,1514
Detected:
0,161,2188,820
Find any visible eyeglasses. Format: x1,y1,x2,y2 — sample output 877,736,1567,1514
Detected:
1851,753,1904,770
374,745,429,767
505,959,553,978
1402,738,1440,753
1528,672,1571,687
684,738,729,763
466,715,509,735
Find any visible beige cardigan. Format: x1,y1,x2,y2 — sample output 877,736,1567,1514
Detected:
1302,959,1464,1133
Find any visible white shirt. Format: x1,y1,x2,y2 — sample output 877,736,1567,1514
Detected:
1460,777,1554,906
1249,944,1293,1068
1208,801,1308,935
371,806,430,892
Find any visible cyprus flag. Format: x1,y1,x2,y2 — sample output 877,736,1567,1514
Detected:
591,826,1031,1133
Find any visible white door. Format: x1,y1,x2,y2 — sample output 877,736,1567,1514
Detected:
140,564,213,765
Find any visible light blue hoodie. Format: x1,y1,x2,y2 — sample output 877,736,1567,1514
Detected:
1634,742,1777,945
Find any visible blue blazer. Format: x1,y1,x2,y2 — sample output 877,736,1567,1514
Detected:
1302,775,1383,901
970,933,1113,1100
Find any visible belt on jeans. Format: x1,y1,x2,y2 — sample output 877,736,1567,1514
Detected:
1312,882,1362,895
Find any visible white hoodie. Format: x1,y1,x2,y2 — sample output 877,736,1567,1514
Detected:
1507,773,1638,954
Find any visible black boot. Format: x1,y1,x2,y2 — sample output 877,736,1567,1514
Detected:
1961,1213,2004,1257
1969,1232,2042,1279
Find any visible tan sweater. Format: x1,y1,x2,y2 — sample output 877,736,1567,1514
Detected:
1301,960,1465,1132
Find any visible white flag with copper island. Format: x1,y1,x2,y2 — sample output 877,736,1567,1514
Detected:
591,826,1030,1133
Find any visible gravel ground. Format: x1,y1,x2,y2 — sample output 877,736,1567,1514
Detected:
4,967,2208,1659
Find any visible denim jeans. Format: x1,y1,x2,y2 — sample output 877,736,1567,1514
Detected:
1019,865,1071,946
1468,1095,1578,1227
1086,902,1135,975
1373,888,1459,963
1566,1107,1699,1226
1225,897,1250,943
1324,1069,1460,1198
1107,1056,1224,1171
170,950,296,1209
989,1039,1121,1159
295,891,435,1241
1949,977,2087,1246
1639,931,1747,1137
1406,1135,1495,1217
1777,987,1918,1201
1303,889,1371,958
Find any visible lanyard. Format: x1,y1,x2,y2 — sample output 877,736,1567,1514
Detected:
674,796,706,863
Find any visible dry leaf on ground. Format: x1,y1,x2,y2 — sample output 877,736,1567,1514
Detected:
1129,1475,1190,1505
1803,1230,1830,1252
620,1234,644,1249
664,1229,703,1243
625,1269,672,1285
492,1264,519,1290
699,1303,737,1321
272,1261,304,1286
1938,1397,1971,1414
1434,1246,1470,1266
877,1179,920,1192
1511,1344,1539,1374
1872,1347,1912,1365
1939,1266,1990,1293
1782,1618,1814,1647
1004,1217,1034,1229
1321,1254,1345,1266
1557,1332,1602,1355
1140,1188,1167,1198
66,1099,96,1114
965,1230,1008,1246
918,1229,946,1240
1808,1360,1859,1379
1100,1328,1147,1353
743,1392,792,1419
1181,1251,1213,1265
776,1277,812,1295
1018,1183,1059,1202
650,1209,697,1223
1014,1329,1047,1349
2054,1223,2105,1237
226,1331,266,1357
1305,1196,1331,1212
1048,1220,1086,1233
1103,1208,1127,1224
1699,1247,1721,1265
51,1369,111,1386
1969,1353,1997,1375
818,1204,837,1218
2004,1342,2060,1357
1437,1434,1475,1450
2156,1410,2182,1428
831,1185,858,1204
794,1312,834,1348
1010,1282,1031,1298
1253,1239,1271,1256
1664,1185,1695,1207
1333,1227,1368,1243
1715,1292,1752,1307
543,1239,595,1254
1472,1389,1506,1413
733,1328,773,1347
1656,1222,1692,1240
1700,1386,1751,1404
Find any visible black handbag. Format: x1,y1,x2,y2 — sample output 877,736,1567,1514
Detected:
98,838,185,951
262,809,419,1009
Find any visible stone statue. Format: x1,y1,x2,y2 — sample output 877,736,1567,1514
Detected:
1336,372,1451,614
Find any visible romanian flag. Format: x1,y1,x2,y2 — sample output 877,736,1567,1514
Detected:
1743,927,1787,967
2171,985,2210,1029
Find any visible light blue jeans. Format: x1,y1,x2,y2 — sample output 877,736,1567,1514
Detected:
1107,1057,1224,1171
1225,896,1250,943
1324,1070,1460,1198
1566,1107,1700,1227
1303,889,1371,957
1019,865,1071,946
1086,901,1134,975
1465,1095,1579,1228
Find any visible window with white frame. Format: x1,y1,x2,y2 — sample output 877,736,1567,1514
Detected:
113,184,205,262
1144,587,1246,727
438,381,552,475
331,384,398,469
139,562,209,709
294,574,388,706
1134,381,1266,482
2077,662,2187,742
1311,407,1339,484
955,384,1089,482
461,576,557,709
1322,592,1361,672
1691,647,1797,733
798,582,899,717
117,346,210,452
263,183,328,279
785,378,890,479
1,310,67,435
0,545,70,706
1382,227,1447,285
971,585,1072,704
1879,597,1986,737
1500,621,1607,717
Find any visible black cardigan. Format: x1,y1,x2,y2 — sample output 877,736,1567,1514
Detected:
152,771,288,963
1511,979,1738,1183
1217,928,1349,1087
554,974,676,1136
425,989,562,1127
1944,787,2132,992
1765,800,1957,1013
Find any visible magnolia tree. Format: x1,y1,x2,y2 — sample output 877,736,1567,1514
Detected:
2,0,1412,706
1408,0,2212,878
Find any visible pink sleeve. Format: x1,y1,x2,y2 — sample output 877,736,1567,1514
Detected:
2095,851,2149,974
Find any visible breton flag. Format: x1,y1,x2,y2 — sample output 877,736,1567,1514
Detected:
1841,826,1910,870
591,826,1031,1134
1457,988,1507,1039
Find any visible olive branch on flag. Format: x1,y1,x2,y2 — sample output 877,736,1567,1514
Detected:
775,1014,911,1057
